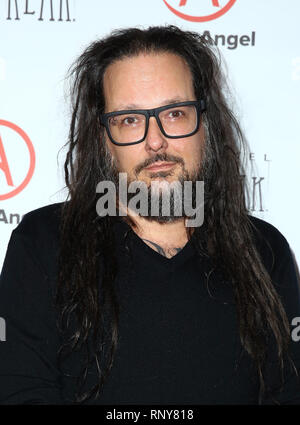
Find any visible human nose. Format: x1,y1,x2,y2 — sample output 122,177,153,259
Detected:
144,116,168,153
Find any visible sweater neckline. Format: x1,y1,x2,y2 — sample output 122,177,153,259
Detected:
113,217,198,269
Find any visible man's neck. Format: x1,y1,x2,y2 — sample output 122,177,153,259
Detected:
127,214,191,259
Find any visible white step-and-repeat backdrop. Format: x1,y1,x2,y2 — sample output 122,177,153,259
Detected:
1,0,300,268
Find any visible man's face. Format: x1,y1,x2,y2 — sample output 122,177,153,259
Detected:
102,52,205,188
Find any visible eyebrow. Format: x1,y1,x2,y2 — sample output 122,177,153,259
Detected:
110,97,192,112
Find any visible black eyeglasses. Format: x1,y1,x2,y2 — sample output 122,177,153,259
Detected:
99,100,206,146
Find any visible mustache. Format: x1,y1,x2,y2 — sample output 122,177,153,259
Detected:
134,153,184,176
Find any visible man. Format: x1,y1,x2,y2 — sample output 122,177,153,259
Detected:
0,25,300,405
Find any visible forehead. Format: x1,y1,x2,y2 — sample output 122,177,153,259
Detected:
102,52,195,111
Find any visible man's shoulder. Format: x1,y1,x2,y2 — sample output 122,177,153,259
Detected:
13,202,64,246
19,202,63,229
248,215,289,246
3,203,65,279
247,215,291,271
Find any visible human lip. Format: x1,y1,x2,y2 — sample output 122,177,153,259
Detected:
144,162,176,171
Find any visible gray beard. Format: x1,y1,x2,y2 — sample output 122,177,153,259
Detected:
102,124,213,223
126,169,203,223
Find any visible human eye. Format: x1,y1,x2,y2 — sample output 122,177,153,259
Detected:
109,114,142,128
122,115,140,126
165,108,186,120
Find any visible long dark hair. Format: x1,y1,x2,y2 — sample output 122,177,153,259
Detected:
56,25,291,403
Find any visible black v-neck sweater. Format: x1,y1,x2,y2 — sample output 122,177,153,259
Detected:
0,203,300,405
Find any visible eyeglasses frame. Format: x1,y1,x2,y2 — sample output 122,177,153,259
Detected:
99,100,206,146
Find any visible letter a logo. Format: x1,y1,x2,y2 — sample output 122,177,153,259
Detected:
0,134,13,187
163,0,237,22
0,120,35,200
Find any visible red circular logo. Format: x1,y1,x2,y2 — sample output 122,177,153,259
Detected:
0,120,35,200
163,0,237,22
